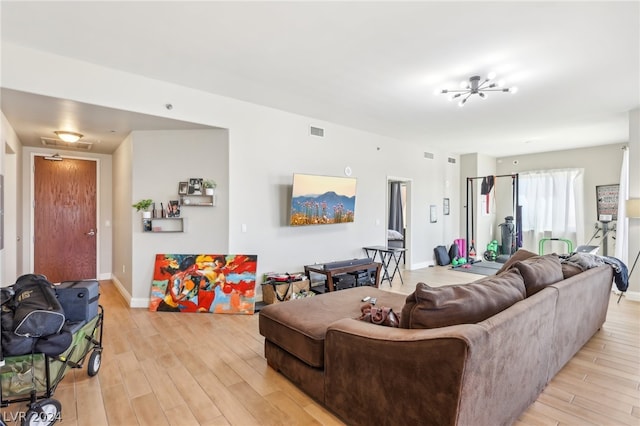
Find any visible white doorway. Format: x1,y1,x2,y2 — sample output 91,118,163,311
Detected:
387,177,412,268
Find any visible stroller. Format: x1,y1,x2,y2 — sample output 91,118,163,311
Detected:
0,275,104,426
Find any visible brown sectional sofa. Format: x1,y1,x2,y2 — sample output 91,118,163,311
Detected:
259,255,614,426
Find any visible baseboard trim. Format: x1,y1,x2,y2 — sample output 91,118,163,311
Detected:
621,290,640,302
110,274,132,306
108,274,151,307
409,261,432,270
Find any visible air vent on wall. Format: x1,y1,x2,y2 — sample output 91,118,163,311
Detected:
41,137,93,151
448,157,456,164
310,126,324,137
424,152,434,159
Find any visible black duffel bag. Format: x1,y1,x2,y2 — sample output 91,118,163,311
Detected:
9,274,66,337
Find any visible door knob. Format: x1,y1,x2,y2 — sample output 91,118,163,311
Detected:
87,229,96,236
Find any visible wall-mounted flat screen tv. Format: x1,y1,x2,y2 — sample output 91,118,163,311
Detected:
290,173,357,226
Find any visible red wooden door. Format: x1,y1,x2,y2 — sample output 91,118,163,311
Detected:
34,156,97,282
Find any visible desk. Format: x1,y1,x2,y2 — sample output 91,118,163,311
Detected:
362,246,406,285
304,260,381,292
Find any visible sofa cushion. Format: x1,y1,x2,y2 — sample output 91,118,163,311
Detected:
401,268,526,329
259,286,406,368
495,249,538,275
513,254,564,297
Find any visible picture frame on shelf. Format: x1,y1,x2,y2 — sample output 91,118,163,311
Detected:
168,200,180,217
188,178,203,195
178,181,188,195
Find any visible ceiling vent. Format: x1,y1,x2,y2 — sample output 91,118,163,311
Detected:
41,137,93,151
448,157,457,164
424,152,434,159
309,126,324,137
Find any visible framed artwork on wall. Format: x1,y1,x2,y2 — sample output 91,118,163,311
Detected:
596,184,619,221
430,204,437,223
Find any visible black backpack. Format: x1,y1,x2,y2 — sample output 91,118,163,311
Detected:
434,245,451,266
448,243,459,262
7,274,66,337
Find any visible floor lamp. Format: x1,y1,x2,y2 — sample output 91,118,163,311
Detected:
620,199,640,303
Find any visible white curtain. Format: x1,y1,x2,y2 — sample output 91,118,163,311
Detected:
615,148,629,264
518,169,585,253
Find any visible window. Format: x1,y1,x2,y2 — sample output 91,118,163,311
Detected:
518,168,584,252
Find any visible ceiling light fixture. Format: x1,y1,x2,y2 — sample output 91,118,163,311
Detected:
54,131,83,143
437,73,518,107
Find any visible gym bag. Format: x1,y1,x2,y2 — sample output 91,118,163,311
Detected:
10,274,66,337
33,325,73,356
1,304,36,355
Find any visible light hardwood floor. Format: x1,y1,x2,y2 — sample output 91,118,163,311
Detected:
1,266,638,425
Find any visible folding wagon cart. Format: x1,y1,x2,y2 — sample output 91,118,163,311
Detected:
1,281,104,426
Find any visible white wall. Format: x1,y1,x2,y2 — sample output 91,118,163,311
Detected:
1,112,23,285
2,43,460,304
5,43,632,304
111,133,133,299
130,129,229,303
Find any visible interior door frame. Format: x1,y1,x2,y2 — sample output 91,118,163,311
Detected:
387,175,412,269
29,152,101,277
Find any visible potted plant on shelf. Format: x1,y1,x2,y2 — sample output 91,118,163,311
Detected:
132,199,153,218
203,180,217,196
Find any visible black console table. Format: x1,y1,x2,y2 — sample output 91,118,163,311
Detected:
362,246,406,286
304,258,381,292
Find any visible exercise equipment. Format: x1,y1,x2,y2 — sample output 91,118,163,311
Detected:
483,240,499,261
499,216,516,255
538,238,573,255
466,174,521,263
450,257,468,268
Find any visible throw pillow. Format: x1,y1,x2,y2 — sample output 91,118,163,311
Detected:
561,263,583,279
513,254,564,297
400,268,526,329
494,249,538,275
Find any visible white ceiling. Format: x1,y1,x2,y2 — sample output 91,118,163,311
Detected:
1,1,638,156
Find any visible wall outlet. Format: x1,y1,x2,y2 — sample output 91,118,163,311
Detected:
122,264,126,273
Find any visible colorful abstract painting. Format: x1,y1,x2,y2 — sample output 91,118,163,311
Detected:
149,254,257,314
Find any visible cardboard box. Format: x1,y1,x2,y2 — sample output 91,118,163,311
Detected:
262,278,310,304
